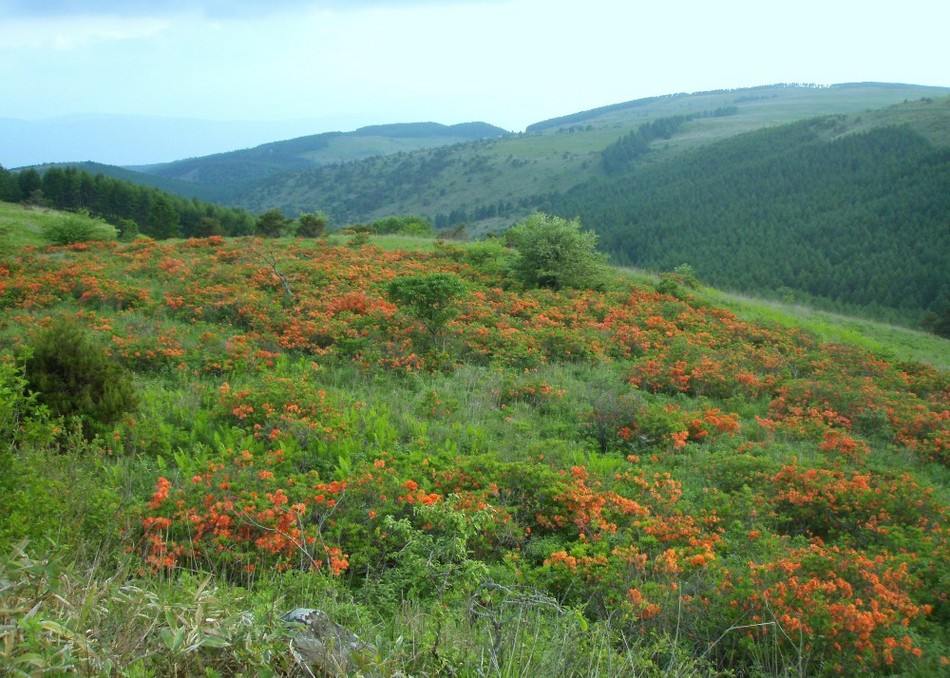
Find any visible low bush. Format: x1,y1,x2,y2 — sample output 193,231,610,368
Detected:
25,317,138,438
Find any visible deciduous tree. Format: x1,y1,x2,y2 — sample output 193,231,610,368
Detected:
506,213,608,291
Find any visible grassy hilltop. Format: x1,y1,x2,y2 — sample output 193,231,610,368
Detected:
1,208,948,675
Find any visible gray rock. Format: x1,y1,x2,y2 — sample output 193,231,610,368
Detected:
282,608,381,677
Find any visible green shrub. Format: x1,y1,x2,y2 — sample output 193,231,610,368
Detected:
346,231,371,248
369,215,434,236
255,208,288,238
463,238,513,280
25,317,138,438
655,263,700,299
41,210,112,245
387,273,467,344
295,211,328,238
505,213,608,291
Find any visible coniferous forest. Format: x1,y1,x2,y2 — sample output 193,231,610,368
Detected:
0,165,257,239
545,119,950,323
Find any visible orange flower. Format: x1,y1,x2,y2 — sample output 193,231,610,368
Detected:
671,430,689,449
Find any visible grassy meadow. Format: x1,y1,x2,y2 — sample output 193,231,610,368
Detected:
1,210,948,675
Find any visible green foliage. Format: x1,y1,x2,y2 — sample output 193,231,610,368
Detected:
369,500,490,608
13,165,258,239
346,230,370,248
655,264,700,299
368,214,435,236
25,317,138,437
0,359,43,550
0,164,20,202
255,208,288,238
0,356,123,550
40,210,113,245
295,211,327,238
0,356,45,450
387,272,467,339
0,546,297,676
601,114,695,173
116,217,140,240
506,213,608,291
462,238,513,279
921,295,950,338
555,120,950,322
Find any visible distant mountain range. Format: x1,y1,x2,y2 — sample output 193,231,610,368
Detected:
130,121,510,202
0,114,352,168
9,82,950,325
122,82,950,224
14,82,949,224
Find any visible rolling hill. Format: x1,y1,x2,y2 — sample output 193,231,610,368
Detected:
205,82,950,224
203,83,950,325
15,82,950,327
131,121,510,202
546,97,950,324
0,207,947,675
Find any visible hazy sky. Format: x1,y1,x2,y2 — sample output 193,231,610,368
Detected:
1,0,948,164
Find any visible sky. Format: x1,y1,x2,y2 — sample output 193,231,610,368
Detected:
1,0,948,166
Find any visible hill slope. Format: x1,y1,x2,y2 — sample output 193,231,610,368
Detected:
221,86,950,325
546,99,950,323
17,83,950,326
133,121,510,202
224,82,950,223
0,218,947,675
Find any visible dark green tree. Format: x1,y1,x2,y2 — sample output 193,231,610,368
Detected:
195,216,224,237
387,273,467,353
0,165,19,202
921,295,950,338
16,169,42,202
25,318,138,438
256,209,289,238
147,195,181,239
296,212,328,238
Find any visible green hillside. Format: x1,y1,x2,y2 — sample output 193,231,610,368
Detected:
546,99,950,325
0,164,258,239
133,121,510,202
1,210,948,675
226,83,949,225
27,161,213,200
11,83,949,329
220,86,950,327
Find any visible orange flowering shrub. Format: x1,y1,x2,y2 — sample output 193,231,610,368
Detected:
2,232,946,674
764,463,948,548
746,544,932,672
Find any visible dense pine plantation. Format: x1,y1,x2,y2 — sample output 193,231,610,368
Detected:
1,224,948,675
546,118,950,324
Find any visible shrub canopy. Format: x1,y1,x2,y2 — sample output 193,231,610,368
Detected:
506,213,607,291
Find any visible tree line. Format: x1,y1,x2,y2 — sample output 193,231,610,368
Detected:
0,165,258,239
601,108,737,174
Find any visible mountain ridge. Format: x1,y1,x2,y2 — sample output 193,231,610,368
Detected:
10,82,950,325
